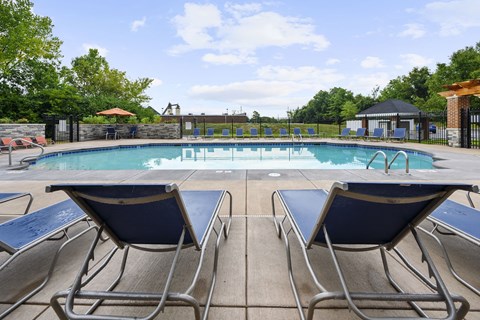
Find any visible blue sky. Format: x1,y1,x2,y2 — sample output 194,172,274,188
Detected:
34,0,480,117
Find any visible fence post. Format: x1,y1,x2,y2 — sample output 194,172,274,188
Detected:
418,112,422,143
69,115,74,143
231,118,234,138
259,118,262,137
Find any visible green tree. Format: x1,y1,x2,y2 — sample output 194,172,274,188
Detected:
340,101,358,120
251,111,260,123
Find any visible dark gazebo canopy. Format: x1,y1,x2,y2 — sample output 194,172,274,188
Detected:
356,99,421,118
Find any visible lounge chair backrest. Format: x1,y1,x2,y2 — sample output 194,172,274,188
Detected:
293,128,301,135
307,128,315,135
222,129,229,136
193,128,200,136
107,127,116,134
392,128,406,138
340,128,350,136
280,128,287,135
206,128,214,136
236,128,243,136
372,128,384,137
265,128,273,136
250,128,258,136
309,182,473,249
46,184,205,249
356,128,366,136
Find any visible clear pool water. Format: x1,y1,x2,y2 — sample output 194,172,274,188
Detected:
30,143,433,170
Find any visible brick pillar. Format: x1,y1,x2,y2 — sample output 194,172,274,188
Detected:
446,96,470,147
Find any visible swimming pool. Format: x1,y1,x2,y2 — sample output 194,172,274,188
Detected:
30,143,433,170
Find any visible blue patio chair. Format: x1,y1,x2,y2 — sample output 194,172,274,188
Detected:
417,190,480,295
272,181,475,320
0,199,93,318
337,127,351,138
48,183,232,320
0,192,33,214
351,127,366,139
390,127,406,142
236,128,244,139
129,126,137,138
264,127,274,138
191,128,201,139
250,128,259,138
365,127,384,141
307,127,317,138
205,127,214,138
279,128,288,138
105,127,118,140
222,128,230,138
292,127,302,140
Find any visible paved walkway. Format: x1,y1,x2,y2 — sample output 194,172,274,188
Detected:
0,139,479,319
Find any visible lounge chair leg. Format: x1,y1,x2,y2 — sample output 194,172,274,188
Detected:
271,191,281,238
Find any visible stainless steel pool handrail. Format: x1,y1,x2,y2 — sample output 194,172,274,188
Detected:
366,151,388,174
8,138,44,166
388,151,409,174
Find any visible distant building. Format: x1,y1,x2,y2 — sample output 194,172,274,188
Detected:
160,102,248,123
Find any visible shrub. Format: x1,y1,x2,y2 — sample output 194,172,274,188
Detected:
82,115,109,124
16,118,29,123
0,117,13,123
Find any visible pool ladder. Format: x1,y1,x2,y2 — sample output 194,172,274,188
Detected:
366,150,409,175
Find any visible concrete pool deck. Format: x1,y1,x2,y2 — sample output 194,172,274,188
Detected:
0,138,479,319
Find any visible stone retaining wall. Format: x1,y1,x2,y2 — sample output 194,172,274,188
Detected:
79,124,180,141
0,124,45,139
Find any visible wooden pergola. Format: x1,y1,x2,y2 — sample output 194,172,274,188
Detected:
438,79,480,97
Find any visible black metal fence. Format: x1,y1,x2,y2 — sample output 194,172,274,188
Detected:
43,115,80,143
461,108,480,149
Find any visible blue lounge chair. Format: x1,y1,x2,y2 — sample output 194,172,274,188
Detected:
307,127,317,138
0,199,93,318
390,127,406,142
264,127,274,138
205,127,214,138
292,127,302,140
48,183,232,320
222,128,230,138
417,191,480,295
279,128,288,138
191,128,201,139
250,128,259,138
129,126,137,138
351,127,366,139
365,127,384,141
337,127,351,138
272,181,475,320
236,128,244,138
105,127,118,140
0,192,33,214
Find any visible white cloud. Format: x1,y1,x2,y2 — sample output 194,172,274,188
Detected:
170,3,330,62
202,53,257,65
82,43,108,57
421,0,480,36
256,65,344,84
326,58,340,65
360,56,385,69
348,72,390,95
131,17,146,32
151,78,163,87
398,23,426,39
400,53,433,67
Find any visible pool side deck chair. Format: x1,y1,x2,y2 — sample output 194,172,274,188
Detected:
222,128,230,138
292,127,302,141
307,127,317,138
365,127,384,141
236,128,244,139
351,127,367,140
337,127,351,139
250,128,259,138
0,199,93,318
417,190,480,295
190,127,201,139
390,127,406,142
279,128,288,138
105,127,118,140
47,183,233,320
0,192,33,215
271,181,475,320
205,127,214,138
264,127,274,138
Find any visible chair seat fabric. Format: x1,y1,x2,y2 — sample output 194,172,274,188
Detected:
430,199,480,242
